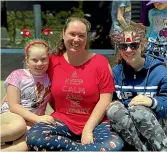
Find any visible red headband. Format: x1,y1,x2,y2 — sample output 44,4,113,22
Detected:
25,41,49,53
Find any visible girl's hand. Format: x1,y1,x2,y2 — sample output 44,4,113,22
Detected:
37,115,55,124
136,23,146,29
1,95,7,106
128,94,152,107
81,130,94,145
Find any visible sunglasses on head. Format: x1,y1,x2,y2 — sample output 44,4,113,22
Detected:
117,42,140,51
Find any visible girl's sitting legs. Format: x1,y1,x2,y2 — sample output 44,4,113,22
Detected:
1,111,31,151
106,102,148,151
1,111,27,142
1,132,29,151
128,105,167,151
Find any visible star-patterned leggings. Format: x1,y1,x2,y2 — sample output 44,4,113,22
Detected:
26,121,124,151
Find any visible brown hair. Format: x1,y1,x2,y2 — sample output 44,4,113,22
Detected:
110,25,147,64
54,17,91,55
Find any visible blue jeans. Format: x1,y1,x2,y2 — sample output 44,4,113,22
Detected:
26,121,124,151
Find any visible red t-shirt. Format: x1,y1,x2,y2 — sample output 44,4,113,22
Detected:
48,54,115,134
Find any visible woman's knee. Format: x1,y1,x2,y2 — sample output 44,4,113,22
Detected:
103,133,124,151
26,123,45,146
111,133,124,151
106,103,127,121
26,128,39,146
128,105,155,122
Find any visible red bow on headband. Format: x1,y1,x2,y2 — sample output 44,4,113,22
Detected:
21,28,53,53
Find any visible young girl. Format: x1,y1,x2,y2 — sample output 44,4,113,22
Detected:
107,25,167,151
0,29,54,151
146,0,167,61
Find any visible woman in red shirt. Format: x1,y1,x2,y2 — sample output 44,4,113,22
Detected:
26,17,124,151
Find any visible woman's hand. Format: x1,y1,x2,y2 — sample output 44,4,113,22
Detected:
128,94,152,107
37,115,55,124
81,129,94,145
81,93,112,145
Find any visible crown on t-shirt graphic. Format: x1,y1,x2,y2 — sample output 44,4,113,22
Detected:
65,72,83,85
71,71,77,78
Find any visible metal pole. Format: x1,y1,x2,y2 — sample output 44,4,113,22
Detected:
33,4,41,39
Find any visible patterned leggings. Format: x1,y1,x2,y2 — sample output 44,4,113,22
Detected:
107,103,167,151
26,121,124,151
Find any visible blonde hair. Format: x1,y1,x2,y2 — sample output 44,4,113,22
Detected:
25,43,49,58
24,43,49,69
55,17,91,55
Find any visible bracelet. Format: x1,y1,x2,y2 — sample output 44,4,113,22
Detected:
150,97,158,109
150,97,155,107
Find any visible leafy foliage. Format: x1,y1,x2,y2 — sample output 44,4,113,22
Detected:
6,1,84,49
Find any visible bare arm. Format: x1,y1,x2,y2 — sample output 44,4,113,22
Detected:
7,85,54,124
117,7,128,29
81,93,112,144
117,7,146,30
84,93,112,130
